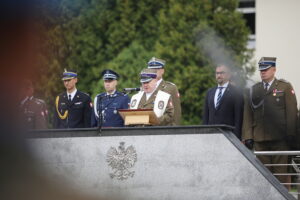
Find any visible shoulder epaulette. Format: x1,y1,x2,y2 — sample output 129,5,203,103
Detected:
278,79,289,84
165,81,176,86
35,98,45,104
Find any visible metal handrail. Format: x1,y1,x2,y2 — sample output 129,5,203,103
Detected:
254,151,300,199
254,151,300,155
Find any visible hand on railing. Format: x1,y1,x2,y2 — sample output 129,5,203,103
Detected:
244,139,254,150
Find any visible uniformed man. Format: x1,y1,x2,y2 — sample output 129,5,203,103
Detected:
147,57,182,125
19,80,48,129
130,68,175,126
53,69,92,128
242,57,298,183
91,69,130,127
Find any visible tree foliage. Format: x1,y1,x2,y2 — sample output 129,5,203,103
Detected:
37,0,254,125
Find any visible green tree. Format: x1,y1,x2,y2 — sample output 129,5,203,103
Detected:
37,0,254,125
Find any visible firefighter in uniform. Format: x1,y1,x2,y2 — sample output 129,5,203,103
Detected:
91,69,130,127
147,57,182,125
242,57,298,183
19,80,48,129
130,68,175,126
53,69,92,128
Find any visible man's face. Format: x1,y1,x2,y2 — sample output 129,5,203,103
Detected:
156,68,164,80
215,65,231,85
104,79,117,93
260,67,276,82
142,79,157,93
63,78,77,91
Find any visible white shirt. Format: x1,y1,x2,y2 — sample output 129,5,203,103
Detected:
67,88,77,101
156,79,163,89
214,82,229,108
107,90,116,96
263,78,275,91
146,91,154,101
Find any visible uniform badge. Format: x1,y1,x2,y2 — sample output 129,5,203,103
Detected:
291,90,295,95
113,110,117,114
158,101,164,110
90,102,93,108
106,142,137,180
131,99,137,108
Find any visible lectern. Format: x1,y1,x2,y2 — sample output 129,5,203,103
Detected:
119,109,159,126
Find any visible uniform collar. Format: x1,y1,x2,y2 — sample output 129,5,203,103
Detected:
20,96,33,105
67,88,77,100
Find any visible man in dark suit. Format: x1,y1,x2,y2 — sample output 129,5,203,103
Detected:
203,64,244,139
53,69,92,129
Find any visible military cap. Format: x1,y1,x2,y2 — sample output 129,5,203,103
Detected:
147,57,166,69
140,68,157,83
101,69,119,80
258,57,276,71
62,69,77,80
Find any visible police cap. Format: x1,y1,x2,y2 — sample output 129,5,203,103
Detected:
147,57,166,69
101,69,119,80
62,69,77,80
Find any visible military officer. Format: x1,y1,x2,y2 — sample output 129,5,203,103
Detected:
53,69,92,129
130,68,175,126
147,57,182,125
91,69,130,127
242,57,298,183
19,80,48,129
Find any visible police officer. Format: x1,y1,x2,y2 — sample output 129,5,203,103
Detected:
53,69,92,128
147,57,182,125
130,68,175,126
91,69,130,127
242,57,298,183
19,80,48,129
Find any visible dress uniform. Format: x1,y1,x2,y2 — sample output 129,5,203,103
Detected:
242,57,298,183
53,70,92,129
20,96,48,129
148,57,182,125
130,68,175,126
91,70,130,127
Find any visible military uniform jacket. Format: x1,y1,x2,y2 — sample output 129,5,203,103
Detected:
20,96,48,129
91,91,130,127
54,90,92,129
131,89,175,126
157,80,181,125
242,79,297,142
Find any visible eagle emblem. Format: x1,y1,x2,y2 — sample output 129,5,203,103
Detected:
158,100,164,110
106,142,137,180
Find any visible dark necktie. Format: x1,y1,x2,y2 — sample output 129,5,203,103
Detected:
68,94,72,102
264,82,269,93
216,87,224,108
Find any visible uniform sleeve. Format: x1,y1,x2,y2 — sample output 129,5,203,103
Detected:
171,85,182,125
242,89,254,140
53,100,60,129
202,91,209,125
83,96,92,128
285,83,297,137
158,98,175,126
122,95,130,109
233,89,244,140
35,102,48,129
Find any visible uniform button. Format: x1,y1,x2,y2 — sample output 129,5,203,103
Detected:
105,108,107,110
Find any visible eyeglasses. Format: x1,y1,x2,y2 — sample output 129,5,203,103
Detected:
215,71,227,75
